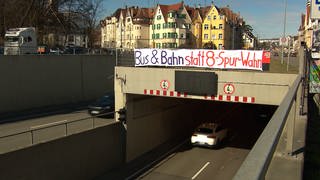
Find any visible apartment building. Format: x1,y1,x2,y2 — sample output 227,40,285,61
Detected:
150,2,193,48
101,6,153,49
101,2,248,50
202,4,242,50
188,6,210,48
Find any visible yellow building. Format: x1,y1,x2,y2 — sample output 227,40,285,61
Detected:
188,6,210,48
202,4,242,50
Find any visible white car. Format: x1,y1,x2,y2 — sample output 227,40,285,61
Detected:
191,123,228,147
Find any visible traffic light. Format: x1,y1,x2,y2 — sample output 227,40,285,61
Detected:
118,107,126,123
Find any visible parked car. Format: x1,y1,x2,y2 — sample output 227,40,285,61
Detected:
191,122,228,147
49,47,64,55
88,93,115,118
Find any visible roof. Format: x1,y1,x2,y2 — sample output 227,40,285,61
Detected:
158,1,184,21
132,8,154,25
220,6,240,24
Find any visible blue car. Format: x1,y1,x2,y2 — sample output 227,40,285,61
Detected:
88,93,115,118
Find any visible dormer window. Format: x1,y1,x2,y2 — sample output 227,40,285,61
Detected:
169,12,176,18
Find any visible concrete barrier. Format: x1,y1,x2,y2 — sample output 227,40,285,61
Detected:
0,122,125,180
0,55,115,114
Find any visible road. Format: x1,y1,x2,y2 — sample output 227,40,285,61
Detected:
140,143,249,180
97,103,276,180
0,109,114,137
0,108,115,154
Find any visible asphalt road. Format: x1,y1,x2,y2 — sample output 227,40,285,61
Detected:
140,144,249,180
138,103,274,180
97,102,276,180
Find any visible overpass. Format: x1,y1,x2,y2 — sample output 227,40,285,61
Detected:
0,49,307,179
115,64,301,163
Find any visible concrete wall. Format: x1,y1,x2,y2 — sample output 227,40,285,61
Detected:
115,67,298,106
126,95,202,162
0,55,115,114
115,66,298,162
0,122,125,180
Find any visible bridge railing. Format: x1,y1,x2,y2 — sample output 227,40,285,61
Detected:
0,112,116,154
233,47,306,180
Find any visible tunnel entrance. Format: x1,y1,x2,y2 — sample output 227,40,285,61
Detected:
125,94,277,162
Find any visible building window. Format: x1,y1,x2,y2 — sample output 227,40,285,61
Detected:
180,33,184,39
178,14,186,19
207,15,211,20
213,15,216,20
163,33,167,38
152,25,155,30
204,34,208,39
219,33,223,39
156,33,160,39
219,24,223,29
162,43,167,48
157,24,161,29
163,23,167,28
204,24,209,30
219,44,223,49
220,15,224,20
169,12,176,18
157,15,162,20
212,34,216,39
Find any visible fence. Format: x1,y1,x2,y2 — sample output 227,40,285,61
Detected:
0,111,115,154
233,47,306,180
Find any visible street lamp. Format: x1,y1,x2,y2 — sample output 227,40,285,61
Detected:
281,0,287,64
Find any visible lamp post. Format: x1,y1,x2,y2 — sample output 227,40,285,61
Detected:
281,0,287,64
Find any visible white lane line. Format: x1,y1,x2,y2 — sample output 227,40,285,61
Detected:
191,162,210,180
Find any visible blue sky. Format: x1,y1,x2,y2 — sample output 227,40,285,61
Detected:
100,0,306,39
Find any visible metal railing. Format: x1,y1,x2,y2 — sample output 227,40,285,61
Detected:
0,111,115,154
233,48,306,180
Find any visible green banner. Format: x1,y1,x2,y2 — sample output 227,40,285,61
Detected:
310,60,320,93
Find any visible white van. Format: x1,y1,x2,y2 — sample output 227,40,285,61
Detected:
4,27,37,55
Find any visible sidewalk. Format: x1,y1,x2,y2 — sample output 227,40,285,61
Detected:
266,90,308,180
266,91,320,179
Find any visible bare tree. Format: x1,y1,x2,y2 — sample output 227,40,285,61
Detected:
0,0,104,47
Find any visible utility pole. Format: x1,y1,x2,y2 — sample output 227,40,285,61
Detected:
281,0,287,64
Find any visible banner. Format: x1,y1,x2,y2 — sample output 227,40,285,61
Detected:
310,60,320,93
311,0,320,19
134,49,268,71
311,28,320,58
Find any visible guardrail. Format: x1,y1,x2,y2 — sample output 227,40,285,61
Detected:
233,47,306,180
0,112,115,154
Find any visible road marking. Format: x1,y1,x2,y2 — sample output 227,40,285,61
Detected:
191,162,210,180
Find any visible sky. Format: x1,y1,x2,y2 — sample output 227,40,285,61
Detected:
100,0,306,39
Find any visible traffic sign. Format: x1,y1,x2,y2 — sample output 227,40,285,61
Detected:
160,80,170,91
224,83,235,94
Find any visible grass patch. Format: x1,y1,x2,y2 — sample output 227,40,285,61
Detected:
268,56,299,74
